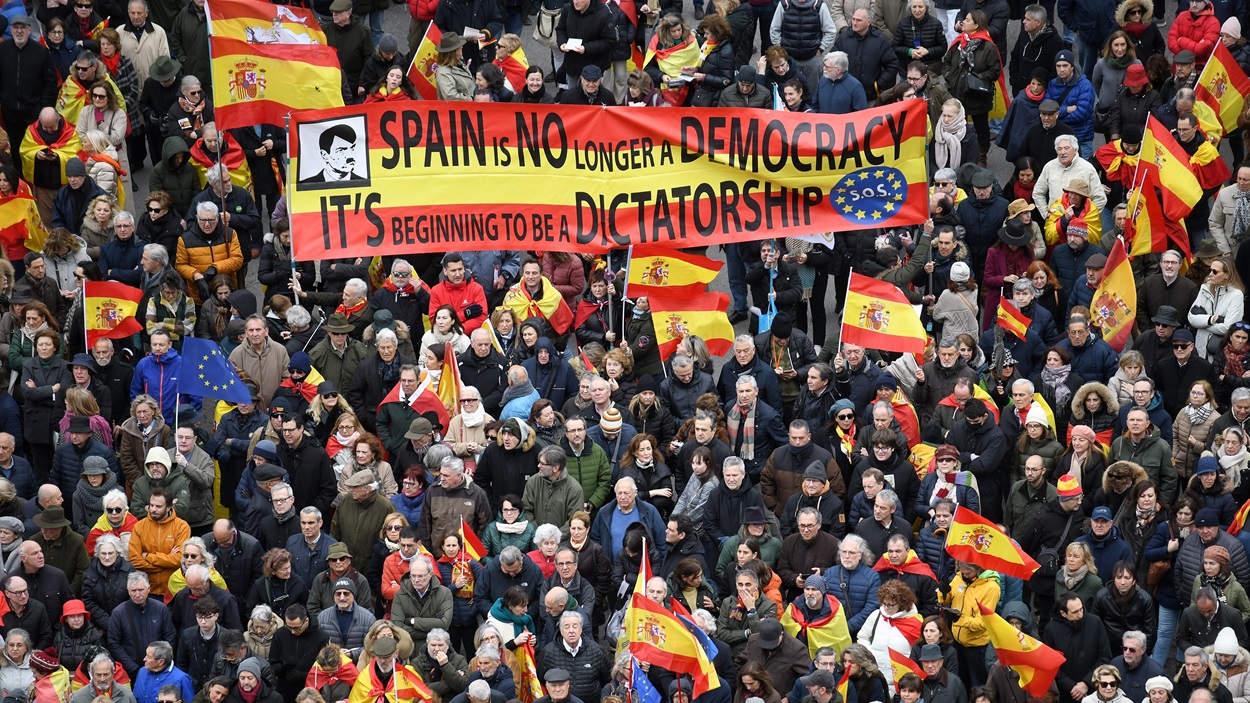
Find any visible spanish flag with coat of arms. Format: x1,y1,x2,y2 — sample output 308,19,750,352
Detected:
842,272,926,354
208,36,344,130
646,290,735,361
1089,238,1136,353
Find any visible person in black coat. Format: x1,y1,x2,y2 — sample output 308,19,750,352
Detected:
433,0,502,70
744,240,804,330
555,0,614,84
224,659,283,703
274,421,338,517
956,0,1010,55
207,522,265,617
559,66,617,105
346,346,416,433
1089,561,1157,653
79,542,133,632
1042,592,1113,703
945,399,1009,523
255,221,315,307
832,13,897,101
692,16,736,105
229,123,285,227
1018,103,1076,165
269,606,330,699
1008,8,1062,94
894,0,947,76
176,597,231,690
0,22,58,158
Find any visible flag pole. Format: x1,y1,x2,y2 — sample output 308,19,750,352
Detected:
82,277,88,355
286,113,298,306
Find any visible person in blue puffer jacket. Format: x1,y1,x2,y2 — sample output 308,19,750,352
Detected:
822,533,881,636
1043,50,1097,158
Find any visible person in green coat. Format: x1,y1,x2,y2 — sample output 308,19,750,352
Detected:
716,514,782,594
481,496,537,559
522,446,585,539
330,471,395,562
561,417,613,511
391,557,454,654
1190,545,1250,623
716,566,778,657
130,446,191,518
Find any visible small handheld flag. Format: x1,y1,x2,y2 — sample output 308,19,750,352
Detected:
181,337,252,404
996,300,1031,341
84,281,143,346
460,518,487,562
842,272,927,353
945,505,1040,579
978,602,1064,695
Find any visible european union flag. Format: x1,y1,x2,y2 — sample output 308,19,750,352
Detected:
830,166,909,227
674,610,720,659
180,337,252,404
632,657,661,703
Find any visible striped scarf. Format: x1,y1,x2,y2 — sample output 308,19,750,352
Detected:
727,402,756,461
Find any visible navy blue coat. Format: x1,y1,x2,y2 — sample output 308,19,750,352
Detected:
436,556,484,627
978,326,1046,379
50,178,106,234
822,563,881,634
1075,527,1136,585
521,338,579,411
99,233,148,287
1052,242,1105,298
1057,334,1120,384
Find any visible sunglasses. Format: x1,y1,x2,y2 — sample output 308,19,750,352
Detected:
270,411,287,419
147,207,163,214
836,413,854,420
106,507,124,513
1173,343,1193,349
74,65,92,72
1098,683,1117,689
92,93,107,99
321,393,338,399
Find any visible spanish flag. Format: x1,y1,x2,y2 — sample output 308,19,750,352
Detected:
377,374,449,433
625,542,721,696
1126,182,1191,259
780,594,852,658
626,245,723,295
206,0,328,44
647,290,735,361
1197,42,1250,134
495,46,530,95
996,299,1030,341
406,23,442,100
0,182,48,255
20,121,81,187
836,667,851,702
1230,498,1250,535
57,73,126,127
644,31,703,106
347,662,433,703
936,385,1000,423
189,131,253,191
889,647,924,686
873,550,938,584
1089,238,1136,352
84,281,143,346
515,640,545,703
502,275,575,335
459,517,487,562
437,342,461,418
842,272,926,354
1141,116,1204,220
945,505,1039,579
209,36,344,131
978,602,1064,695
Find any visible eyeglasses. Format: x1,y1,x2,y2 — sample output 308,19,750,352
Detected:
385,525,402,532
1098,683,1118,689
393,272,411,278
1123,646,1140,653
270,412,287,419
461,398,480,405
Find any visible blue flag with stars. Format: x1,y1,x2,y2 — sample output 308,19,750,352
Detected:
181,337,252,404
632,657,661,703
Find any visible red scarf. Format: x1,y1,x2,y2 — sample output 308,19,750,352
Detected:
337,299,367,317
99,51,121,76
950,28,993,50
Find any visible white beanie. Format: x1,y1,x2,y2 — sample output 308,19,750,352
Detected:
950,261,971,283
1215,627,1240,656
1025,403,1048,429
1224,16,1242,38
1145,677,1172,693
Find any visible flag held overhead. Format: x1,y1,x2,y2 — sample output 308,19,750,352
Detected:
842,272,927,353
944,505,1040,579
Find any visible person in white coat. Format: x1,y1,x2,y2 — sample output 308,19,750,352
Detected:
856,579,923,695
1189,256,1246,361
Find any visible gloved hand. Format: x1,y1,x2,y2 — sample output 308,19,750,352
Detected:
464,304,484,320
196,278,211,301
204,266,218,279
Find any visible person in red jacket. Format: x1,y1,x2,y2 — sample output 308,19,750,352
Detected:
1169,0,1220,68
428,253,489,334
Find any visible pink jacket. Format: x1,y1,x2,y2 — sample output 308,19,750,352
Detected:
541,255,586,310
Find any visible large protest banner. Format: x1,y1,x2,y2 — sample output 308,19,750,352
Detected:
287,99,928,260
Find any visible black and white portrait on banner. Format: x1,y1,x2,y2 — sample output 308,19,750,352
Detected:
297,114,370,189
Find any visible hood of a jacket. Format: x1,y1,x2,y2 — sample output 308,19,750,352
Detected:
161,136,190,169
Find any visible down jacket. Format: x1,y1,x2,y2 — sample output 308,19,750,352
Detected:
174,221,244,303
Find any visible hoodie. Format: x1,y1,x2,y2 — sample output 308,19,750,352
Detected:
520,338,578,410
148,136,199,217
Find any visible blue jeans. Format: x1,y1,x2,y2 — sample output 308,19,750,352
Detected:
1153,606,1179,665
505,8,523,36
367,10,385,44
723,244,748,314
1079,140,1093,160
1076,34,1098,79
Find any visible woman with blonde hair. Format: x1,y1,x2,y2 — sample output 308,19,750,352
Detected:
842,643,890,703
79,132,121,206
1191,255,1245,360
325,412,362,466
1080,664,1131,703
365,512,409,599
165,536,231,602
1057,542,1102,604
309,386,355,445
1176,381,1222,479
645,13,702,106
75,80,129,185
356,618,414,671
115,394,172,486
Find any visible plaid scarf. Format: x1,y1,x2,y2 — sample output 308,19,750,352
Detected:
727,402,757,461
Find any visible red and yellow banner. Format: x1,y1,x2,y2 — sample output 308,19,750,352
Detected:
209,36,344,131
406,23,442,100
842,271,926,353
1090,238,1136,352
84,281,143,346
996,299,1030,340
978,602,1064,696
1197,42,1250,134
207,0,327,44
288,100,929,259
945,505,1039,579
647,290,735,361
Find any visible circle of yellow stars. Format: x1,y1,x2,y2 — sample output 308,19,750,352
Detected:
831,167,908,225
197,345,241,395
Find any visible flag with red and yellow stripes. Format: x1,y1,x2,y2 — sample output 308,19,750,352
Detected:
1231,498,1250,535
996,300,1030,340
843,272,927,354
460,518,487,562
647,290,735,361
1197,41,1250,134
1141,116,1204,220
406,23,442,100
209,36,344,130
84,281,144,346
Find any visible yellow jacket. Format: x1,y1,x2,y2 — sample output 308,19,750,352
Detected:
128,509,191,595
940,571,1000,647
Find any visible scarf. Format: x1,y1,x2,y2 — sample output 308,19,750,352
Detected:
1111,582,1137,609
1041,364,1073,407
377,355,400,385
237,687,260,703
726,402,757,461
1186,402,1214,426
1012,178,1035,203
931,471,973,505
461,405,486,428
1232,190,1250,244
1123,20,1147,38
1062,564,1089,589
1136,504,1157,527
337,298,367,317
1106,54,1134,69
1225,345,1248,378
635,457,654,471
20,321,47,342
934,102,968,169
500,378,536,407
1202,571,1232,599
177,96,206,131
837,425,855,458
1222,445,1249,471
496,517,529,534
99,51,120,76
